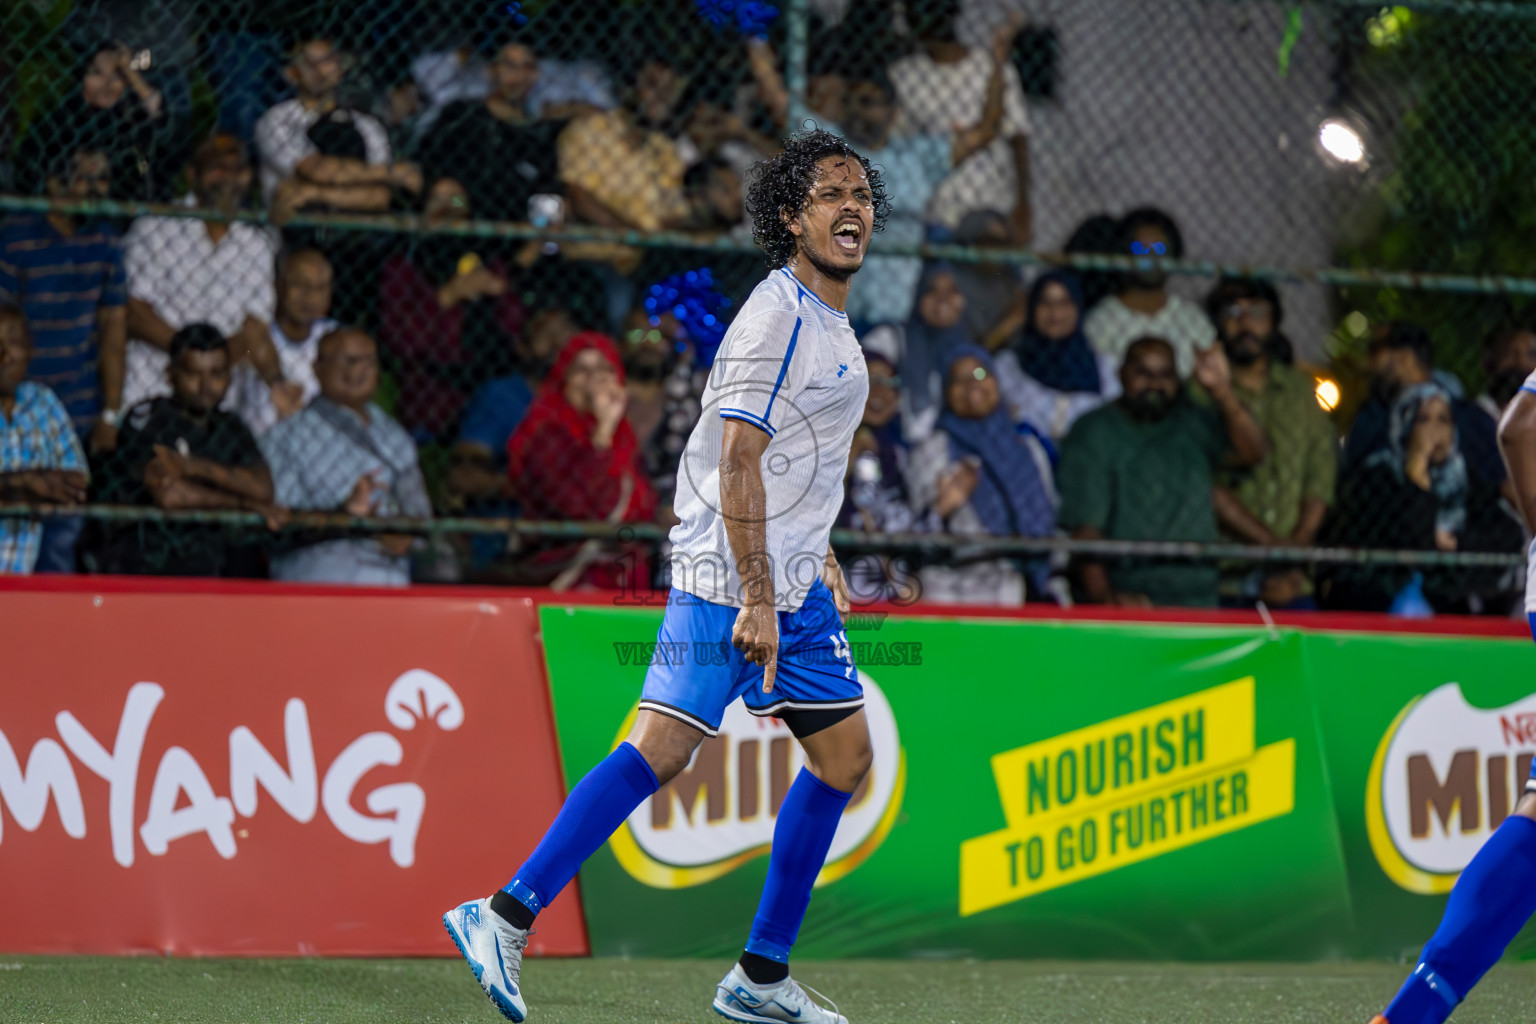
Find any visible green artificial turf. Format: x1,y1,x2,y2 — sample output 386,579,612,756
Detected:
5,956,1536,1023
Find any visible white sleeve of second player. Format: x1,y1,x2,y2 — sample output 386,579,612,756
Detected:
710,306,814,439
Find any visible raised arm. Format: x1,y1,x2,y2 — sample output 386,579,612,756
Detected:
746,38,789,131
950,20,1017,167
1193,345,1267,467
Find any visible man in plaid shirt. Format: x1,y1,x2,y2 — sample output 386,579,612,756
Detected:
0,304,88,573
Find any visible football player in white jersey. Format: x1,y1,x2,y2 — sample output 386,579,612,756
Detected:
1368,370,1536,1024
444,128,889,1024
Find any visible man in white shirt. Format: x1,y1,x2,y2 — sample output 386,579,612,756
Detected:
122,135,280,413
889,0,1031,238
254,37,420,213
228,246,337,436
1083,207,1215,378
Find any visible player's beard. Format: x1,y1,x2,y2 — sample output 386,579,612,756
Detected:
799,235,860,283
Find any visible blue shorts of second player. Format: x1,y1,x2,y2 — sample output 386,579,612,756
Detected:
638,578,863,737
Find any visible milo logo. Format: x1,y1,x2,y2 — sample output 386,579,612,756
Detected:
1367,683,1536,893
607,674,904,889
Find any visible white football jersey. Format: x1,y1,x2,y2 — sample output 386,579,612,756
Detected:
669,268,869,612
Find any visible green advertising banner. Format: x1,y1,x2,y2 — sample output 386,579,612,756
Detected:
538,607,1353,960
1300,629,1536,959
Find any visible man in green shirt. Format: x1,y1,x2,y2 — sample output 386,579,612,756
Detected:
1057,336,1267,607
1202,277,1338,608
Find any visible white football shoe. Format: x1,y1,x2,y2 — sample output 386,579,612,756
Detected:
713,964,849,1024
442,897,530,1022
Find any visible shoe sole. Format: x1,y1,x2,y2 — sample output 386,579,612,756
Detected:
442,913,527,1023
712,997,788,1024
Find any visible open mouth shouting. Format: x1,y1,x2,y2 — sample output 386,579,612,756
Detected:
832,216,865,257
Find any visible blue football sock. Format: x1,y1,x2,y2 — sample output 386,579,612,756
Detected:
744,769,853,964
502,741,659,920
1383,815,1536,1024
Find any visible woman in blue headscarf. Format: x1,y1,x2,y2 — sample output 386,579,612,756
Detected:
860,261,975,444
906,344,1058,605
1322,381,1522,612
993,269,1120,443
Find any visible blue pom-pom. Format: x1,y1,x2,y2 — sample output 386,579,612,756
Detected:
645,267,734,366
696,0,779,39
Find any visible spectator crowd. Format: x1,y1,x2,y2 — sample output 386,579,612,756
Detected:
0,0,1528,614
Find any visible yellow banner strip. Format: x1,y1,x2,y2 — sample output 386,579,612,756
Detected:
991,678,1257,828
961,738,1295,916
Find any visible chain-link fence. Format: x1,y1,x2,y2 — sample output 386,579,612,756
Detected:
0,0,1531,612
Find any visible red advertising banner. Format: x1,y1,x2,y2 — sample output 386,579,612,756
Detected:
0,585,587,957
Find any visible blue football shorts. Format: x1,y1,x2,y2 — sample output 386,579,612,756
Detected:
638,578,864,737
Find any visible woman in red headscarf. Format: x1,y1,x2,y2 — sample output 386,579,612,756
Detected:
507,332,658,588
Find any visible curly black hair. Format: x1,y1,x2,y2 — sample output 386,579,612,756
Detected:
745,128,890,270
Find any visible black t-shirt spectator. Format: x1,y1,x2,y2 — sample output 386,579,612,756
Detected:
17,92,187,201
420,101,566,223
94,397,266,576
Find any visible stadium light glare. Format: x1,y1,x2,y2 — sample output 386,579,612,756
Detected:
1315,378,1341,413
1318,118,1366,165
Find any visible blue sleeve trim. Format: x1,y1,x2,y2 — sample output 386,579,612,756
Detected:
762,317,803,424
1522,385,1536,395
720,408,776,436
